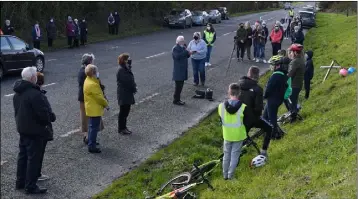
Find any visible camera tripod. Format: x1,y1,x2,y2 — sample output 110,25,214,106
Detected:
225,37,238,76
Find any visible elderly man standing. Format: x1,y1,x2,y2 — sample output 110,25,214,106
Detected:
13,67,53,194
187,32,207,86
172,36,191,105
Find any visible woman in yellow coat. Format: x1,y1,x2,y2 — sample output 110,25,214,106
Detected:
83,64,108,153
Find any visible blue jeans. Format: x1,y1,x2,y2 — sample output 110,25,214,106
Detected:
253,41,260,58
223,140,243,179
290,87,302,115
259,43,265,59
206,45,213,63
88,116,101,148
191,58,206,84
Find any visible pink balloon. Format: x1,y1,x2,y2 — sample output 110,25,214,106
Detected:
339,68,348,77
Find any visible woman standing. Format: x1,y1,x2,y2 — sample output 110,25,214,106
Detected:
32,22,41,49
46,18,56,48
73,19,80,48
84,64,108,153
66,16,75,48
187,32,207,86
203,23,216,67
80,18,88,46
244,21,253,61
117,53,137,135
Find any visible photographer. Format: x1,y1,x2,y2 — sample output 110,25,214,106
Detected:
236,23,247,62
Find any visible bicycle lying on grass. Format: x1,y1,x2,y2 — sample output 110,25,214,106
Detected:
278,99,303,124
143,154,223,199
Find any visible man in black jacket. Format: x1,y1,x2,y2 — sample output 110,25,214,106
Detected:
13,67,54,194
238,66,272,157
304,50,314,99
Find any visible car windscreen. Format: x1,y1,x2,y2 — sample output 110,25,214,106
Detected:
300,12,314,19
170,10,184,16
192,11,203,16
209,10,217,15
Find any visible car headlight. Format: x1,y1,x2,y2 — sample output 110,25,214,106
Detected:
179,17,185,21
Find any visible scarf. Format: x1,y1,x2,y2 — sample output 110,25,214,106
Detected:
35,25,41,37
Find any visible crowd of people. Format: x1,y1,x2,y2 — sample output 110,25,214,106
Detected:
11,12,315,194
1,12,121,50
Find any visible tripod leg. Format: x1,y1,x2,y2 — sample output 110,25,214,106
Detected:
225,44,236,76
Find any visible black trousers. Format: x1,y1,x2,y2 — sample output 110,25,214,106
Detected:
33,41,40,49
80,35,87,45
118,104,131,131
47,38,53,47
115,24,119,35
108,25,115,34
304,77,311,99
237,42,245,59
16,136,45,190
173,81,184,102
67,36,73,47
73,38,79,47
272,43,281,56
37,140,48,178
263,99,283,136
246,117,273,151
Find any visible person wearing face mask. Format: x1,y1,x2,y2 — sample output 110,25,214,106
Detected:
261,21,269,44
172,36,190,105
66,16,75,48
73,19,80,48
187,32,208,86
269,24,283,56
236,22,247,62
32,22,42,49
290,17,299,41
46,18,57,48
244,21,253,61
203,23,216,67
252,21,260,62
114,11,121,35
80,18,88,46
13,67,53,194
116,53,137,135
292,26,304,45
3,19,14,35
108,13,115,35
84,64,108,153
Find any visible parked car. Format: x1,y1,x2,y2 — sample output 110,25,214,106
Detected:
167,9,193,29
208,10,222,24
218,7,229,20
192,11,210,26
299,11,316,28
284,2,292,10
302,6,316,16
0,35,45,80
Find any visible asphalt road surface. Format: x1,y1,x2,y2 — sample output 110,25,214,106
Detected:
1,8,299,199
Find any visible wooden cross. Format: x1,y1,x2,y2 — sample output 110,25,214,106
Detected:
321,60,341,83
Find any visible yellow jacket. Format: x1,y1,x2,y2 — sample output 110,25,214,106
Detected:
83,76,108,117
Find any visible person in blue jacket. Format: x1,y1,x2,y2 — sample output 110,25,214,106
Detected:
304,50,314,99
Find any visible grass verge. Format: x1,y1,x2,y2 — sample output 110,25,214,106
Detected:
95,13,357,199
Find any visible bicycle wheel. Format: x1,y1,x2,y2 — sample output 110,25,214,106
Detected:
189,161,219,181
157,172,192,195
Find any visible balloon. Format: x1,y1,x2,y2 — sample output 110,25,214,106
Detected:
348,67,356,74
339,68,348,77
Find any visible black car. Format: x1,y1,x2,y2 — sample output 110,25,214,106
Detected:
0,35,45,79
218,7,229,20
299,11,316,28
167,9,193,29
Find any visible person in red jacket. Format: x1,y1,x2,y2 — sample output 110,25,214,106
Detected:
269,24,283,56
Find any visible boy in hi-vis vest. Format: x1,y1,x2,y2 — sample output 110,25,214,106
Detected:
218,83,254,180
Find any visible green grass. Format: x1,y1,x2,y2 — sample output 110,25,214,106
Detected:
94,13,357,199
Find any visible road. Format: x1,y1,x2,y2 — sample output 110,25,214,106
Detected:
1,8,296,199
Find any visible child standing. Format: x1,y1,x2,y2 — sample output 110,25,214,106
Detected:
304,50,314,99
218,83,253,180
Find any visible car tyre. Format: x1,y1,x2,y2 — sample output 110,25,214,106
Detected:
0,64,4,80
35,57,45,73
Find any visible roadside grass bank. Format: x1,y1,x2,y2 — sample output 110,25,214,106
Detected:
94,13,357,199
35,8,278,53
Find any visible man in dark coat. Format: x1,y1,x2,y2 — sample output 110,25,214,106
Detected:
238,66,272,157
46,18,56,48
13,67,54,194
304,50,314,99
3,19,14,35
236,23,247,61
292,26,304,45
172,36,190,105
114,11,120,35
79,18,88,46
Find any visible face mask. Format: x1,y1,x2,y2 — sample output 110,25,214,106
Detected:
96,72,100,78
127,59,132,66
50,19,54,22
207,27,211,30
262,24,266,27
194,36,199,40
275,27,279,30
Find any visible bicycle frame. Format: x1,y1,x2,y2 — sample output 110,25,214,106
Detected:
152,182,201,199
189,154,223,180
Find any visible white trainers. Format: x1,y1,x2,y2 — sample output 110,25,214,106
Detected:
38,174,50,181
256,59,260,63
207,62,212,66
263,59,267,63
253,58,256,61
205,62,208,67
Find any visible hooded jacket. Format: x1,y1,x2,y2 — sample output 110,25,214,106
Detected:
288,55,305,89
270,28,283,44
236,27,247,44
222,99,254,129
293,30,304,45
117,64,137,105
264,69,289,102
238,76,263,119
13,80,54,137
3,24,14,35
46,21,57,39
304,50,314,80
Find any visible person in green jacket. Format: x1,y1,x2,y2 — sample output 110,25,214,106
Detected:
236,22,247,62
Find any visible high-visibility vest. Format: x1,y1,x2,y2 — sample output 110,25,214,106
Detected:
289,10,294,17
204,30,215,46
218,102,247,142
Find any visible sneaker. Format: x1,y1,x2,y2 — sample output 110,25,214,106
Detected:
205,62,208,67
38,175,49,181
260,150,268,158
253,58,256,61
207,62,212,66
256,59,260,63
263,59,267,63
